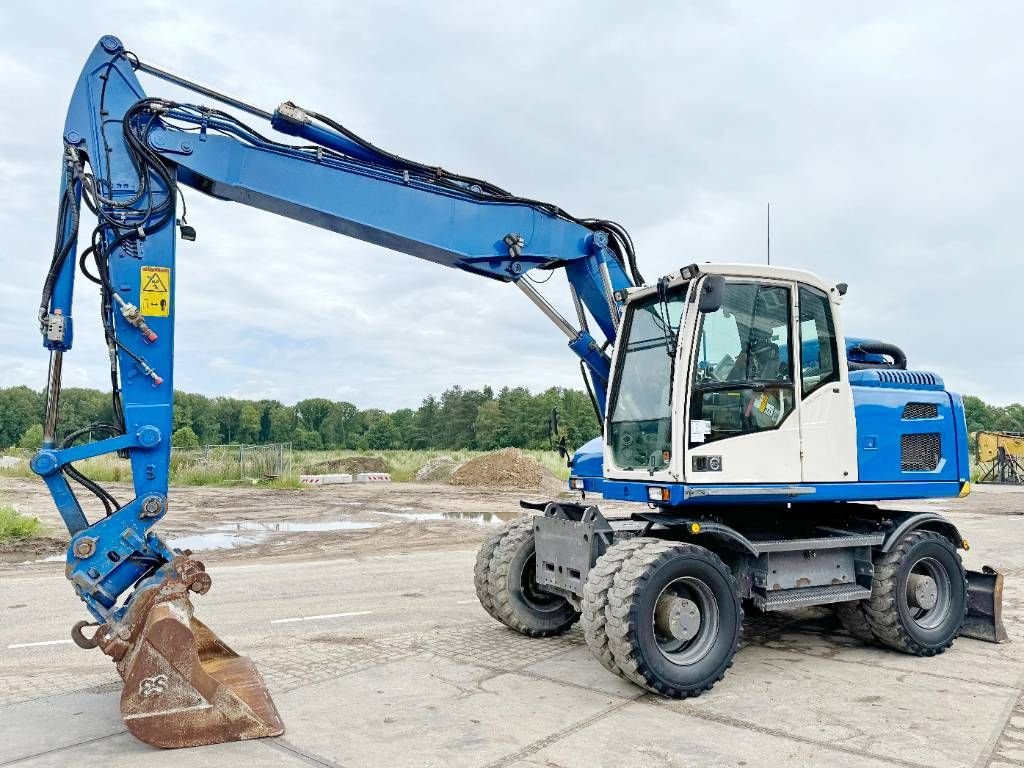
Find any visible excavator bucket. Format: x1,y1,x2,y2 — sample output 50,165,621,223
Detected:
961,566,1009,644
86,556,284,748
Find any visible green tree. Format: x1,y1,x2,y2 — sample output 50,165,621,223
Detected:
474,400,503,450
365,414,401,449
268,406,297,443
292,427,323,450
171,426,200,448
0,386,42,448
18,424,43,451
239,405,261,443
410,395,439,449
295,398,333,433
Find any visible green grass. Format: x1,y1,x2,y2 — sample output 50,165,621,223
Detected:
0,447,571,487
0,504,44,542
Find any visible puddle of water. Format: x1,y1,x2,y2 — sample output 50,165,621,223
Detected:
215,521,380,533
31,554,65,564
374,509,520,526
169,520,380,552
170,532,262,551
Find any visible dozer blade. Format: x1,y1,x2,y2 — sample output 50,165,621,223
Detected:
91,556,284,748
961,566,1009,644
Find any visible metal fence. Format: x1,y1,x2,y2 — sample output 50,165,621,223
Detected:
171,443,293,482
240,443,292,481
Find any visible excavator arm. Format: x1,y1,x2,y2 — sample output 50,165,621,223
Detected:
33,35,637,748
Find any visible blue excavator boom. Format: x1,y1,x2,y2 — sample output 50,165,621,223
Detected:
34,35,635,748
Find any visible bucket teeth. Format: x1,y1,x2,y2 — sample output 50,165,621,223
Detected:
92,556,284,749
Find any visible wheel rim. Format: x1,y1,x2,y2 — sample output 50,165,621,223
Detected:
652,576,720,666
904,556,951,630
519,553,566,614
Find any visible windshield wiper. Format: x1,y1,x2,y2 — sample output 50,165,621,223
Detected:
693,379,794,393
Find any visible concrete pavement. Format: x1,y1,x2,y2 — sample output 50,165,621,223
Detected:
2,506,1023,767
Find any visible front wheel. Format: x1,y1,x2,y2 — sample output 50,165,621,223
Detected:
480,518,579,637
864,530,967,656
604,540,742,698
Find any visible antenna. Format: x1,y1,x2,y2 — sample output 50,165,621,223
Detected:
767,202,771,266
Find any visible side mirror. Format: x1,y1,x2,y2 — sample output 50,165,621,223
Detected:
697,275,725,313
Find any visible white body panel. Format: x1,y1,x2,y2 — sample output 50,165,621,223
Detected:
688,418,802,483
797,383,857,481
603,263,859,487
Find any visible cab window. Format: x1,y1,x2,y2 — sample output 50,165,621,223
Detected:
608,286,687,471
690,281,794,445
798,285,839,396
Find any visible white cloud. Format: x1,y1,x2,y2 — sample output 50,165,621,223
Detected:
1,2,1021,408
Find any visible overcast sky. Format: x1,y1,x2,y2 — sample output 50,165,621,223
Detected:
1,2,1021,409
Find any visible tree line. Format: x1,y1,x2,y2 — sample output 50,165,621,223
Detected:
0,384,600,453
1,387,1019,454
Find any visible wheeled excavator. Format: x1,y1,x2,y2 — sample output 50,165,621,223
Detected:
32,36,1007,749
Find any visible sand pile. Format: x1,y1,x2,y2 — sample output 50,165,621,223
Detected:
448,448,560,492
311,456,388,474
415,456,460,482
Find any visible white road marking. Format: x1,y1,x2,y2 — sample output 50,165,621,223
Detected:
270,610,372,625
7,639,74,649
456,599,479,604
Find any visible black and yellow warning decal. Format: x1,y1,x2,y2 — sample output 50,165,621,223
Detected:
140,266,171,317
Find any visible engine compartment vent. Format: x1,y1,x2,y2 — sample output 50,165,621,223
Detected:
901,433,941,471
902,402,938,420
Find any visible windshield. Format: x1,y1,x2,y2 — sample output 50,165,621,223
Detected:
608,286,687,471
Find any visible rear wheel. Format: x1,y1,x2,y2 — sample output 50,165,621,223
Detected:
864,530,967,656
484,518,579,636
474,524,509,621
604,540,742,698
834,600,877,643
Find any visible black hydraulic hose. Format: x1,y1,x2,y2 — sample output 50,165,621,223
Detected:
847,341,908,370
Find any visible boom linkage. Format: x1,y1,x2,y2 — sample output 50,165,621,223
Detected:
36,35,634,628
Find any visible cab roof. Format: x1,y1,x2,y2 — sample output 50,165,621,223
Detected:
623,263,843,302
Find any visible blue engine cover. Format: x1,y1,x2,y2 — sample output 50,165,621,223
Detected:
850,369,970,484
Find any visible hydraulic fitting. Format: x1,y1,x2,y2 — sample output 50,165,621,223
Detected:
113,294,158,342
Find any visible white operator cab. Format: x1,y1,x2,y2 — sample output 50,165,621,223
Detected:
603,264,858,487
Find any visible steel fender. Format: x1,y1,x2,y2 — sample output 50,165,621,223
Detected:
630,513,760,557
879,512,965,552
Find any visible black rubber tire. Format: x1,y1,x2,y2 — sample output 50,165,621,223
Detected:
474,522,510,621
834,600,877,643
605,540,743,698
486,517,579,637
581,538,649,674
864,530,967,656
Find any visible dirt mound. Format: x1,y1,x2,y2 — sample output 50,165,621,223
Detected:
415,456,460,482
448,448,559,491
310,456,387,475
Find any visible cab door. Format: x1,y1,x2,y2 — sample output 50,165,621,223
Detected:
797,284,858,481
685,278,803,484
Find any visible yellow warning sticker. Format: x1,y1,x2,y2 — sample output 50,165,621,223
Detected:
140,266,171,317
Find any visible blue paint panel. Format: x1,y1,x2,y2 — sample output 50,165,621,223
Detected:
569,436,605,492
852,377,960,482
599,479,963,506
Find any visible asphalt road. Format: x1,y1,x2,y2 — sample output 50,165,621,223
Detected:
2,498,1023,767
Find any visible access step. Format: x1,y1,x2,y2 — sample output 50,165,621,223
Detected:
755,583,871,612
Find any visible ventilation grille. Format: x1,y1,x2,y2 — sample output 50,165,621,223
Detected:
902,402,938,420
878,370,940,387
901,433,941,471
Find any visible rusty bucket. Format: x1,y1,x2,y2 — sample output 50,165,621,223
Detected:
82,556,284,748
